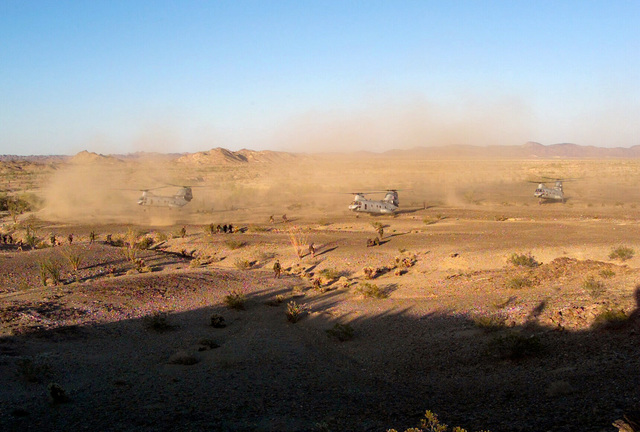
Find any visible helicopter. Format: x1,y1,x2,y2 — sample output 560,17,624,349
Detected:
529,178,574,204
348,190,399,214
136,185,194,208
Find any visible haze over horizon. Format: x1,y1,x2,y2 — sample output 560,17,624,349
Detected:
1,1,638,156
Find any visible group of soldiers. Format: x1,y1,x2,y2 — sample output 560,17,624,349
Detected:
49,233,74,246
1,234,14,244
269,214,289,224
208,223,236,234
272,242,317,278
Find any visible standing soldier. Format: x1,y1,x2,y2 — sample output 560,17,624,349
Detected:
89,231,96,244
269,215,275,224
68,233,74,245
180,226,187,238
273,260,282,279
376,225,384,240
308,243,316,258
282,214,288,223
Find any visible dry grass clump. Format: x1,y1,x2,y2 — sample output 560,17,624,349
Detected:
598,268,615,278
487,331,543,360
506,276,534,289
507,252,540,268
59,246,83,271
224,290,246,310
473,314,507,332
582,276,606,299
591,308,629,329
210,313,227,328
355,282,389,299
326,323,354,341
225,240,246,250
233,258,252,270
38,258,62,286
608,245,634,261
363,266,379,279
16,357,52,383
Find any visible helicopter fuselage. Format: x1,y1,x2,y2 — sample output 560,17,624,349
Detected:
348,191,399,214
534,183,564,202
138,188,192,208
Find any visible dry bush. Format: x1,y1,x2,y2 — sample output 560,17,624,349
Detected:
487,331,543,360
59,247,83,271
287,226,307,259
473,314,507,332
598,268,615,279
582,276,606,299
233,258,252,270
225,240,246,250
355,282,388,299
326,323,354,341
507,252,540,268
591,308,629,329
506,276,534,289
224,290,246,310
143,312,175,332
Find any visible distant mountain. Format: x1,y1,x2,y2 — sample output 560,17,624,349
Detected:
69,150,123,164
177,148,299,165
384,142,640,159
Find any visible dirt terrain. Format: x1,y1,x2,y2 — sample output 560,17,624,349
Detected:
0,153,639,432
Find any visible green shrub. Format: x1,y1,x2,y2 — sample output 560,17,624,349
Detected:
355,282,388,299
507,252,539,268
224,290,246,310
136,236,154,250
582,276,606,299
60,247,83,271
506,276,533,289
326,323,354,341
319,268,342,280
609,246,634,261
592,308,629,329
38,258,62,286
286,301,306,323
487,332,542,360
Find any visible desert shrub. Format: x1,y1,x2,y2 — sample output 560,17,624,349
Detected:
136,236,154,250
363,266,377,279
609,246,635,261
210,313,227,328
355,282,389,299
286,301,307,323
38,258,62,286
224,290,246,310
582,276,606,299
506,276,533,289
48,382,69,403
60,247,83,271
24,226,39,248
233,258,252,270
388,409,488,432
507,252,539,268
225,240,246,250
319,268,342,281
168,351,199,365
326,323,354,341
16,357,52,383
473,314,507,332
598,269,616,279
287,226,307,259
156,232,168,242
591,308,629,329
487,332,542,360
142,312,174,332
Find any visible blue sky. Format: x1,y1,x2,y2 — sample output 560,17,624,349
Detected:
1,1,638,155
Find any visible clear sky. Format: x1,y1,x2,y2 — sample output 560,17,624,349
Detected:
1,1,638,155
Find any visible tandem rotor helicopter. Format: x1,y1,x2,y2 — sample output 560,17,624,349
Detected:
348,190,400,214
529,177,576,204
135,185,195,208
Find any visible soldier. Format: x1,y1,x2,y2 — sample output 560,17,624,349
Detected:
282,214,288,223
273,260,282,279
222,224,228,234
269,215,275,224
180,226,187,238
228,224,234,234
216,224,222,234
376,225,384,239
106,234,112,245
308,243,316,258
89,231,96,244
50,233,57,247
68,233,74,245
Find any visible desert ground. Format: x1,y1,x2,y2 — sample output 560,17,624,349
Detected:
0,150,639,432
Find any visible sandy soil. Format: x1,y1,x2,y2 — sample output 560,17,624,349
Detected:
0,157,639,432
